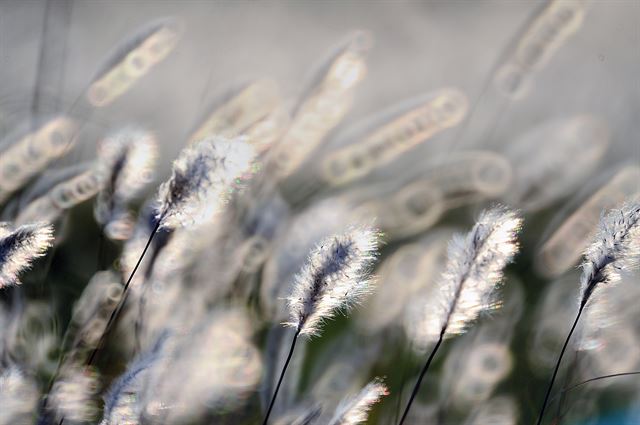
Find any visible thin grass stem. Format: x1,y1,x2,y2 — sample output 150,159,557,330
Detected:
398,329,445,425
262,328,301,425
535,303,585,425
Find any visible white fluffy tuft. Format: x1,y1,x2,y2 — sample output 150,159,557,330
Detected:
0,222,54,288
285,225,380,337
328,378,388,425
407,207,521,346
156,137,255,229
579,201,640,308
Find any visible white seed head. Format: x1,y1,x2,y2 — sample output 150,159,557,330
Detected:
156,137,255,229
0,222,54,288
328,378,388,425
407,207,521,345
95,127,158,229
580,201,640,307
285,225,380,337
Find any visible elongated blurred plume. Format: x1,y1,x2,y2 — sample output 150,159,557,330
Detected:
95,127,158,240
328,378,388,425
285,225,379,337
408,208,521,345
579,201,640,308
0,222,54,288
142,309,262,424
156,137,255,230
0,366,40,425
100,336,167,425
48,368,100,423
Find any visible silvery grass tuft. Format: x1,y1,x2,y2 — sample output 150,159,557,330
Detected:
0,222,54,288
262,225,380,425
399,207,522,425
328,378,388,425
285,225,380,337
156,136,255,229
536,201,640,425
84,136,255,367
579,202,640,308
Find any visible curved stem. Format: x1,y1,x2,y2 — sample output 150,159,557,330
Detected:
535,304,585,425
398,330,445,425
548,371,640,408
262,328,301,425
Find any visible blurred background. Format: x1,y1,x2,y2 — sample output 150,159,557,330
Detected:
0,0,639,424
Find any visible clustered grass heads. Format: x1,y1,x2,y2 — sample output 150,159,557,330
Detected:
86,135,256,366
536,200,640,425
130,137,255,352
399,207,522,425
328,378,388,425
263,224,380,425
0,222,54,288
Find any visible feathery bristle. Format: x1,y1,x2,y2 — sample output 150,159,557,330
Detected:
285,225,380,337
0,222,54,288
156,137,255,229
579,201,640,307
328,378,388,425
408,207,522,345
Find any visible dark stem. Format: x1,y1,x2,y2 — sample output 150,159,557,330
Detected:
398,329,445,425
134,229,169,354
86,219,162,367
547,371,640,408
553,341,582,423
262,328,301,425
534,303,585,425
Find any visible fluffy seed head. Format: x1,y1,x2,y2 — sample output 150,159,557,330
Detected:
0,222,54,288
95,127,158,234
156,137,255,229
408,207,521,345
285,225,380,337
580,201,640,307
328,378,388,425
